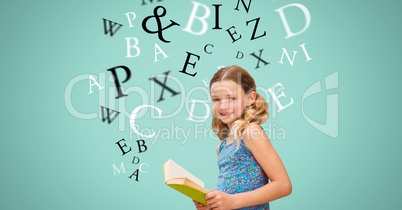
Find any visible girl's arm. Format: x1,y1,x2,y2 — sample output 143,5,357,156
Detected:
206,123,292,209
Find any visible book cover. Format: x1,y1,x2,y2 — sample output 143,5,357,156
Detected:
163,159,208,205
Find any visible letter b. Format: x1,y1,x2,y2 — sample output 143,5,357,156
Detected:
183,1,210,35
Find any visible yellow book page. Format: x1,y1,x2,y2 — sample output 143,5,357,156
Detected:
167,184,207,206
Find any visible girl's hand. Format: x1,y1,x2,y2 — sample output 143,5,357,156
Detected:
205,190,235,210
193,200,210,210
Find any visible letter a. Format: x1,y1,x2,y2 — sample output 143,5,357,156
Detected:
89,75,104,94
154,43,169,62
129,169,140,182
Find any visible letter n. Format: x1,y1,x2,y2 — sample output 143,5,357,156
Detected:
234,0,252,13
141,0,162,6
279,48,298,66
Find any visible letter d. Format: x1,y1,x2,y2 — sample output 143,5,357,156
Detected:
187,99,210,122
275,3,311,39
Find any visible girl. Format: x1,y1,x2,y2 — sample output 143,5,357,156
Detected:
194,65,292,210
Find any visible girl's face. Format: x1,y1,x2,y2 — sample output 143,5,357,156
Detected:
210,80,249,128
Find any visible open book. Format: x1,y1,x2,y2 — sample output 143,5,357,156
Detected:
163,159,208,205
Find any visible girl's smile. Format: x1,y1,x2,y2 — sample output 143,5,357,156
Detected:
218,111,234,120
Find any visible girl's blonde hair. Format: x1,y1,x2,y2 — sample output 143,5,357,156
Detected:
210,65,269,146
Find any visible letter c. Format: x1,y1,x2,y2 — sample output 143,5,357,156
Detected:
130,105,162,138
139,163,149,173
204,44,214,54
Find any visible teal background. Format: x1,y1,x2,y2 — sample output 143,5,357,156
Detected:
1,0,401,209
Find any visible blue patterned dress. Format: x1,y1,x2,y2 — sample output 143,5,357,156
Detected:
217,138,270,210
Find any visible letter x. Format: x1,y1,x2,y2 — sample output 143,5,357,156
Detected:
250,49,270,69
149,71,180,102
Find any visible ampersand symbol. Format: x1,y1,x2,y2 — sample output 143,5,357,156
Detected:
142,6,180,43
